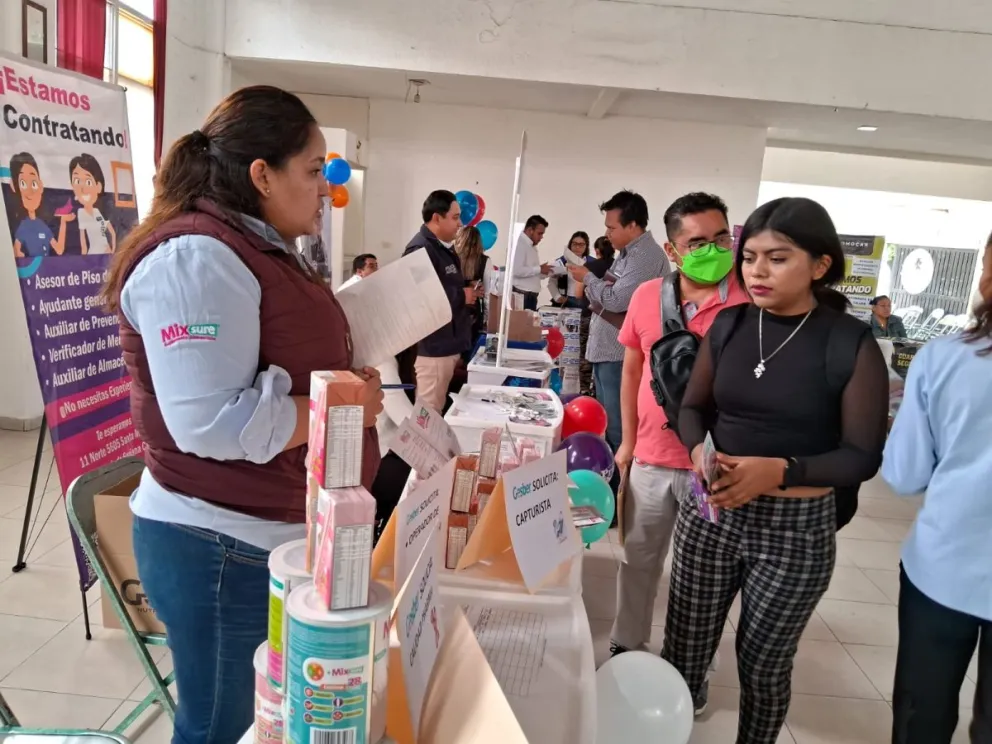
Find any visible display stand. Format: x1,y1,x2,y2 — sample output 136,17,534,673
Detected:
11,415,94,640
11,415,48,573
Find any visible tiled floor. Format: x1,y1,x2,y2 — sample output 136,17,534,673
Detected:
0,428,975,743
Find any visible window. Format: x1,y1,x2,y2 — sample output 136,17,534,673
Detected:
104,2,155,217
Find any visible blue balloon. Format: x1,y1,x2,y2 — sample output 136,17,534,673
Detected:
455,190,478,225
569,469,615,544
324,158,351,186
477,220,499,251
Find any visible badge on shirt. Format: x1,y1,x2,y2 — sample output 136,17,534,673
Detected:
160,323,220,348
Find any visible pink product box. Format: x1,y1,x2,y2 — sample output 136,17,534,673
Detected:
313,486,376,611
478,427,501,479
308,371,365,490
689,472,720,524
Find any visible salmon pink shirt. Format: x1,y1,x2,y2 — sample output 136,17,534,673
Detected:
618,273,749,469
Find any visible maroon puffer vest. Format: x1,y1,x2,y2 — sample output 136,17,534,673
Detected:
119,200,380,523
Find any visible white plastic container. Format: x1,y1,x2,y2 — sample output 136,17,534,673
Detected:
444,384,564,456
285,582,391,744
466,345,555,387
267,539,312,693
437,583,596,744
253,643,284,744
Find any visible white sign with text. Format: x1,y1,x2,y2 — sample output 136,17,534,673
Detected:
501,450,579,591
396,529,445,738
395,458,454,591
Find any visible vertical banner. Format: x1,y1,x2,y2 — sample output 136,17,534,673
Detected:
0,54,142,588
837,234,885,321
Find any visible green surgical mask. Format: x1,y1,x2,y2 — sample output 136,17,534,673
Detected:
679,243,734,285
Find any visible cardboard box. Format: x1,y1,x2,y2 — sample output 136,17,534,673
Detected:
313,486,376,611
309,370,365,489
486,298,543,343
94,474,167,634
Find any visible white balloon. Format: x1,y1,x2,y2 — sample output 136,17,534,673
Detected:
595,651,693,744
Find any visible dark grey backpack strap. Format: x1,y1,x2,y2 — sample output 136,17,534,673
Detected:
660,272,685,335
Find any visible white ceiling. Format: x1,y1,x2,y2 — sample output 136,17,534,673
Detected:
230,58,992,164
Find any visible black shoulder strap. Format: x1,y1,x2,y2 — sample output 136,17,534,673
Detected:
660,272,685,334
708,304,748,366
826,317,869,394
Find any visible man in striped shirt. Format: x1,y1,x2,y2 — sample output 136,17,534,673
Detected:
568,191,670,470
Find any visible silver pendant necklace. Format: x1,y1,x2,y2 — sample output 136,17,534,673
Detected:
755,308,814,379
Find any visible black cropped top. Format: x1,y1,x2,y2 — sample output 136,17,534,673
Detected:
679,304,889,488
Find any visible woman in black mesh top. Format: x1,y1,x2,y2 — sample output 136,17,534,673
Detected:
660,197,889,744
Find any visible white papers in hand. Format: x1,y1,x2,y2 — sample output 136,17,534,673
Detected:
335,249,452,368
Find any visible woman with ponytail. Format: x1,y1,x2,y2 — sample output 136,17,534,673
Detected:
883,232,992,744
660,197,889,741
102,86,383,744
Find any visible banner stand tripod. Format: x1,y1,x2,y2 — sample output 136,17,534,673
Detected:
10,414,93,639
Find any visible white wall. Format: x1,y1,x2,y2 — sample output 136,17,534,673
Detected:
0,4,46,428
225,0,992,125
763,147,992,203
345,100,766,271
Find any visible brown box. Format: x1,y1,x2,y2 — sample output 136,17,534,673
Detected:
95,474,167,634
446,513,470,569
486,297,543,343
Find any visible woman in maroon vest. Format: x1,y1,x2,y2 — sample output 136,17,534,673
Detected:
101,86,382,744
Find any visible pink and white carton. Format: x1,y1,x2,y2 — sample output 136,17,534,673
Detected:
308,371,364,490
313,486,376,611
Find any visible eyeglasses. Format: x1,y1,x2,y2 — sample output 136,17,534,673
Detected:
673,235,735,252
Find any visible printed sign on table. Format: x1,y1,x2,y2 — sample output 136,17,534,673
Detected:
370,457,454,591
0,53,142,588
837,234,885,321
395,529,445,739
499,450,579,590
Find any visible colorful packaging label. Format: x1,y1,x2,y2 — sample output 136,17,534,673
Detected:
286,618,374,744
267,576,287,690
254,691,284,744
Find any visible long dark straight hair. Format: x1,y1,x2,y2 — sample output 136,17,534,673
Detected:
963,232,992,355
101,86,318,312
736,197,847,304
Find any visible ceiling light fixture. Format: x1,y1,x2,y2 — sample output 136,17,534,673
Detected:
857,125,878,132
407,78,430,104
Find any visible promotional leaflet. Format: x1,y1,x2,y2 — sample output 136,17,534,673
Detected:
0,53,142,587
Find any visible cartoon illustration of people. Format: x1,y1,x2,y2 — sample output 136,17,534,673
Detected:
69,153,116,255
9,152,74,259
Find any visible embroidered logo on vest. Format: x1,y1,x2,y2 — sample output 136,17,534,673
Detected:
160,323,219,348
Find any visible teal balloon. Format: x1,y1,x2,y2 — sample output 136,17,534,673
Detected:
569,469,615,544
455,190,479,225
324,158,351,185
477,220,498,251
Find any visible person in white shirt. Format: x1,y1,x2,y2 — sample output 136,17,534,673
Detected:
69,153,116,255
510,214,552,310
339,252,378,290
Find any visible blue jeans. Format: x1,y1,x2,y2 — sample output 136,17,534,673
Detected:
592,360,624,453
133,516,270,744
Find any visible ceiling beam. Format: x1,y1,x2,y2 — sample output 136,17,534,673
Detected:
587,88,621,119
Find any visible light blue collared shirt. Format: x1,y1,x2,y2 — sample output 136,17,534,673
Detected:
882,332,992,621
122,214,308,549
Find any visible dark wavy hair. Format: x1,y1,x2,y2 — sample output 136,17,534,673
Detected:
963,231,992,355
102,86,317,312
69,153,108,212
736,197,846,301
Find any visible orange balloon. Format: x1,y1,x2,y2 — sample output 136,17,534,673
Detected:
325,151,341,163
330,184,350,208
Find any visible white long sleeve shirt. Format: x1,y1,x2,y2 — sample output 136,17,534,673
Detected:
510,231,542,294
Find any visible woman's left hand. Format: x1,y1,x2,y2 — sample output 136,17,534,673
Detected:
708,455,787,509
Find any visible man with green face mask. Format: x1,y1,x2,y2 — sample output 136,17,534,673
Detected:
610,193,748,709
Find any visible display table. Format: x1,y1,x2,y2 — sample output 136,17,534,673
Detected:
238,578,595,744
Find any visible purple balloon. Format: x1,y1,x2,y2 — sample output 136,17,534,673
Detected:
556,432,615,483
559,392,582,405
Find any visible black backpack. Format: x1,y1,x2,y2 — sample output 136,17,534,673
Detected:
707,303,867,531
648,272,699,439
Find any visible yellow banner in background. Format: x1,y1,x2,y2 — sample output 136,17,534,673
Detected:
836,235,885,321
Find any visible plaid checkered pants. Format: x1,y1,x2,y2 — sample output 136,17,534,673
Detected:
661,491,836,744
